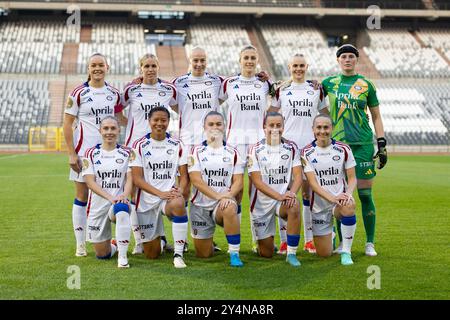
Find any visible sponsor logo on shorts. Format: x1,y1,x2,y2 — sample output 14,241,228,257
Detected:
312,219,326,225
88,226,100,231
191,220,207,227
139,224,154,230
332,155,341,161
254,222,266,227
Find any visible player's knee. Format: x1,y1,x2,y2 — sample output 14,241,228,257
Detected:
222,205,237,219
259,244,274,258
302,192,309,201
288,203,300,217
113,203,130,214
170,197,186,215
316,247,332,258
340,204,355,216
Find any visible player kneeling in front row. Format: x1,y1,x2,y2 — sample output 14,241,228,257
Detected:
129,107,189,268
188,111,244,267
82,116,132,268
301,114,357,265
248,112,302,267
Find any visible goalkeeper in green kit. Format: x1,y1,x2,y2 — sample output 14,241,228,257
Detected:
321,44,387,257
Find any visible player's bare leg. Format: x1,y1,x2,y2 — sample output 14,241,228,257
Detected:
301,181,316,253
143,237,162,259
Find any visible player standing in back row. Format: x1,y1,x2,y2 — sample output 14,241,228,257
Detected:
270,53,329,255
63,53,124,257
219,45,272,251
321,44,387,256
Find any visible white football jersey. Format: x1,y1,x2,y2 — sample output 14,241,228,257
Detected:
219,75,271,145
301,139,356,213
82,144,131,215
248,139,301,215
272,82,327,149
129,133,187,212
65,82,121,156
188,141,244,209
172,73,223,146
121,79,177,147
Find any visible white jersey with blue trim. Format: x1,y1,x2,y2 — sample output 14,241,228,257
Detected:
65,82,121,156
172,73,223,146
248,139,301,215
219,75,271,146
188,141,244,210
121,79,177,147
82,144,131,215
301,139,356,213
272,81,327,149
129,133,187,212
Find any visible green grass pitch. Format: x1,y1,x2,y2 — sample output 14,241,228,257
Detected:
0,153,449,299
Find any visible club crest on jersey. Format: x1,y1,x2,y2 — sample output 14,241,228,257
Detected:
187,155,195,168
307,90,314,95
254,83,261,88
281,154,289,160
167,149,174,155
82,159,90,170
106,95,113,101
66,97,73,108
223,157,231,163
116,158,124,164
136,93,143,97
205,81,212,86
332,155,341,161
159,91,166,97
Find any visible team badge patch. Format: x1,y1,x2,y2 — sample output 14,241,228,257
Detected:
187,155,195,168
129,150,136,162
281,154,289,160
332,155,341,161
82,158,90,170
116,158,124,164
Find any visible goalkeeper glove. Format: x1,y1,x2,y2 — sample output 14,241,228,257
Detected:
374,137,388,169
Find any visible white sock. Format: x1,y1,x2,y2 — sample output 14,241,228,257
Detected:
287,245,298,255
130,205,141,246
115,212,131,258
72,200,87,246
110,242,117,257
185,203,189,244
228,244,240,253
278,216,287,243
303,204,313,243
341,216,356,254
172,215,188,256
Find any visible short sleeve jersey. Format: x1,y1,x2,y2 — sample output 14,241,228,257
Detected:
82,144,131,215
188,141,244,210
248,139,300,215
121,79,177,147
65,82,121,156
129,133,187,212
272,81,327,149
301,139,356,213
172,73,223,146
219,75,271,145
321,74,379,145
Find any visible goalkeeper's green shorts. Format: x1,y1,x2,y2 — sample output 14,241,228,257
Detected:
349,143,376,180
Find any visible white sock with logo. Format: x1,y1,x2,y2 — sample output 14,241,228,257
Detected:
72,200,87,246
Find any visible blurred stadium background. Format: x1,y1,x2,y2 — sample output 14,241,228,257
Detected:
0,0,449,153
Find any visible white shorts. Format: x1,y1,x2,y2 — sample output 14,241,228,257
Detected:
189,203,221,240
312,206,336,237
69,168,84,183
135,201,167,243
86,205,114,243
251,202,283,241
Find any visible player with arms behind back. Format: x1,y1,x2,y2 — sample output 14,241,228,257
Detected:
188,111,244,267
82,116,132,268
269,53,329,255
301,114,357,265
248,112,302,267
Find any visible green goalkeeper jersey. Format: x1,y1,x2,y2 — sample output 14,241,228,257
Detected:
321,74,379,145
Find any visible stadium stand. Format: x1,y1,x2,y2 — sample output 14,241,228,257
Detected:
321,0,425,9
186,24,252,76
259,24,340,78
200,0,315,7
0,80,50,144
